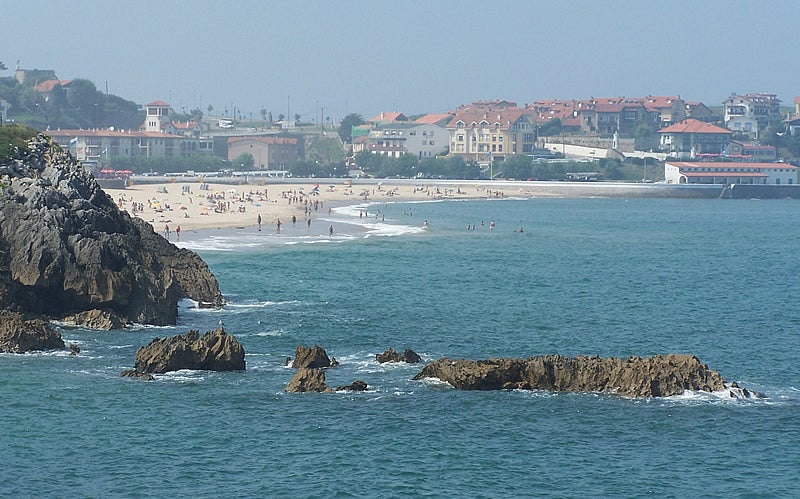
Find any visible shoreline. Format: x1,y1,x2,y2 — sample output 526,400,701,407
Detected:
102,178,726,235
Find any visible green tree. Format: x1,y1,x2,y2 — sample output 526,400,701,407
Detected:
232,153,255,170
0,61,6,71
338,113,365,143
538,118,562,137
501,155,532,179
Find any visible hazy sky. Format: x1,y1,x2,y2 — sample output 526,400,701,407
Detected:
4,0,798,123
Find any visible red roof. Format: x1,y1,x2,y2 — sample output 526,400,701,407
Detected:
447,106,529,130
669,162,796,170
368,112,407,123
227,136,298,145
414,113,452,125
47,129,183,139
33,79,72,93
658,119,732,135
680,171,767,178
147,100,170,107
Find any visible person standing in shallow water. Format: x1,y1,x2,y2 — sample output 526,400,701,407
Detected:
329,225,334,236
175,225,181,241
257,213,262,231
164,224,170,239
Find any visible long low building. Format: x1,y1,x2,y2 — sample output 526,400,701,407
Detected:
664,162,797,185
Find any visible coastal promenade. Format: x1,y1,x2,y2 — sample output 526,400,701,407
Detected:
103,177,724,233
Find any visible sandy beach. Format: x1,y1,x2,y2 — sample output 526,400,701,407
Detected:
102,177,722,237
102,179,499,235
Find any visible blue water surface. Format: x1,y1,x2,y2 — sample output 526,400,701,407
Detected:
2,197,799,497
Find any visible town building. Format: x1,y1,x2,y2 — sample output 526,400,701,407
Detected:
664,161,796,185
658,119,733,157
362,122,449,159
685,101,714,120
227,136,299,169
446,102,537,161
47,128,185,169
46,100,214,168
723,93,782,137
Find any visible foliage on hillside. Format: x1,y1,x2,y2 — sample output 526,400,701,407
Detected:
0,124,40,161
0,76,142,130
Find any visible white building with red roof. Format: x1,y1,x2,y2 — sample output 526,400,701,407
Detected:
658,119,733,156
665,162,796,185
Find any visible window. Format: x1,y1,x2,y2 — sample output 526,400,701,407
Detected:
457,134,464,142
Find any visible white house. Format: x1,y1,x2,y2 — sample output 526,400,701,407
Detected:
723,93,781,138
364,123,449,159
664,161,797,185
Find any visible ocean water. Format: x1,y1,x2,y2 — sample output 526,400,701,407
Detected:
3,196,800,497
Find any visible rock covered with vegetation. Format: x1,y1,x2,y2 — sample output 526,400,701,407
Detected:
413,354,754,398
0,129,223,326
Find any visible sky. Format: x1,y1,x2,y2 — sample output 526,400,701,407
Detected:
4,0,799,124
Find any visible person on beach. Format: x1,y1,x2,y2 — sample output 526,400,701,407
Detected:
276,219,281,234
307,218,311,229
329,225,334,236
164,224,170,239
292,215,296,226
175,225,181,240
257,213,262,231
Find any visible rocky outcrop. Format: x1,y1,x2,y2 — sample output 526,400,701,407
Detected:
336,380,368,392
285,367,332,392
291,344,332,369
120,369,155,381
376,347,421,364
0,310,65,353
62,309,127,330
0,133,223,326
129,326,245,374
413,354,739,398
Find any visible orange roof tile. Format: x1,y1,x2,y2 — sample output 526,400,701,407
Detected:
32,79,72,93
658,119,732,134
147,100,170,107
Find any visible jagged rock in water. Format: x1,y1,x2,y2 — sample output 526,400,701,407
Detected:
413,354,734,398
291,344,331,369
0,310,65,353
120,369,155,381
376,347,421,364
62,309,127,330
0,133,223,326
132,326,245,374
336,380,368,392
285,367,331,393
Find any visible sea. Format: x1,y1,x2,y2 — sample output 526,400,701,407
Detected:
2,195,800,498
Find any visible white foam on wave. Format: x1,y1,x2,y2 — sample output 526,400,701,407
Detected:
659,385,772,405
154,369,208,383
226,299,301,309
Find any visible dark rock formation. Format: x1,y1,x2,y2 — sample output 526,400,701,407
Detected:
376,347,421,364
285,367,331,392
0,310,65,353
69,343,80,355
131,326,245,374
413,354,736,398
0,133,223,326
291,344,332,369
336,380,368,392
62,309,126,330
120,369,155,381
